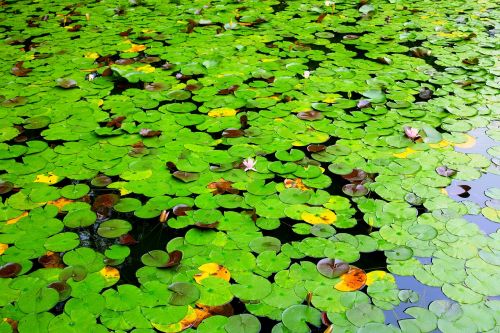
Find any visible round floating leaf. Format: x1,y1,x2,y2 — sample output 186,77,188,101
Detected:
224,314,261,333
297,111,323,121
324,242,360,263
408,224,437,240
249,237,281,253
404,193,424,206
328,163,354,175
197,315,229,333
317,258,349,278
59,265,87,282
346,303,385,327
230,273,272,301
105,245,130,260
141,250,182,268
56,78,78,88
385,246,413,261
44,232,80,252
194,263,231,284
168,282,200,305
18,287,59,313
63,247,104,273
198,277,233,306
63,208,96,228
398,289,419,303
60,184,90,199
275,149,305,162
18,313,54,333
173,171,199,182
429,300,463,321
24,116,51,130
334,266,367,291
91,175,112,187
442,283,483,304
97,219,132,238
113,198,142,213
282,305,321,333
279,188,312,204
301,208,337,225
342,184,369,197
311,224,336,238
482,207,500,222
436,166,456,177
142,305,189,326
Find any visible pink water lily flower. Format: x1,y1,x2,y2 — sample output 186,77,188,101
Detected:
243,158,257,172
404,126,420,141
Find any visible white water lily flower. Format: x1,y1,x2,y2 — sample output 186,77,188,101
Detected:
303,70,311,79
242,157,257,172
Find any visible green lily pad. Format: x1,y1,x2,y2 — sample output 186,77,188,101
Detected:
63,208,96,228
168,282,200,305
97,219,132,238
18,287,59,313
44,232,80,252
197,277,233,306
224,314,261,333
60,184,90,199
282,305,321,333
230,273,272,301
249,237,281,253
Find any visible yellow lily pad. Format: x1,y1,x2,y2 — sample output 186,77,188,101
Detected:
194,263,230,284
100,266,120,287
207,108,237,118
366,270,396,286
393,147,417,159
301,208,337,225
124,43,146,53
0,243,8,255
34,172,60,184
136,64,156,73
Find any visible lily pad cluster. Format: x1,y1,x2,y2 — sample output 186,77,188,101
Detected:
0,0,499,332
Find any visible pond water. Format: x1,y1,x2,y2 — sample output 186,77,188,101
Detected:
0,0,499,332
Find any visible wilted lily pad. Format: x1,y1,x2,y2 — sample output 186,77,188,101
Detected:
317,258,350,278
56,78,78,88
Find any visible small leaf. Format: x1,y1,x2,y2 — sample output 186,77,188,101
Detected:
11,61,32,77
316,258,349,278
342,184,368,197
56,78,78,88
357,100,371,109
139,128,162,137
436,166,457,177
173,171,199,182
297,111,323,121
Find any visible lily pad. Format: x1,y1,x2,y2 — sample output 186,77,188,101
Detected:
97,219,132,238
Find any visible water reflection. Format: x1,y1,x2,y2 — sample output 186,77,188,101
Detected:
386,127,498,329
385,275,446,332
